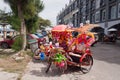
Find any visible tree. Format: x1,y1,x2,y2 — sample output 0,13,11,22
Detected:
4,0,44,50
7,15,21,31
39,17,51,29
0,10,10,39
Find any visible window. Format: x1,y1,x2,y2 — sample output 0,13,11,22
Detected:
101,9,106,21
109,0,116,4
81,7,86,15
86,15,89,20
86,3,89,11
75,1,78,8
91,14,95,23
109,0,116,2
118,3,120,18
69,6,72,12
74,13,77,27
95,12,100,22
7,31,10,33
81,16,86,23
100,0,105,6
91,0,95,10
83,17,86,23
92,14,95,23
96,0,100,9
109,5,116,19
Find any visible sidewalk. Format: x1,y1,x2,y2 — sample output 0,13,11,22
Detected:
0,68,18,80
21,60,79,80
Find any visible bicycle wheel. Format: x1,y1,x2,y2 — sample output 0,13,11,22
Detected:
45,62,52,73
45,54,54,73
59,60,67,73
33,48,41,60
34,48,40,56
80,55,93,74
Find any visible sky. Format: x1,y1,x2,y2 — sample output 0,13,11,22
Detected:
0,0,69,26
0,0,11,12
39,0,69,26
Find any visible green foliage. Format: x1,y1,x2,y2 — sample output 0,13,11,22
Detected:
23,0,36,19
8,15,21,31
11,36,23,51
4,0,45,33
39,17,51,29
35,0,44,13
25,15,39,33
0,9,9,23
26,50,34,57
4,0,51,35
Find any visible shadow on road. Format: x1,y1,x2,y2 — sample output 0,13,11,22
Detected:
29,59,84,77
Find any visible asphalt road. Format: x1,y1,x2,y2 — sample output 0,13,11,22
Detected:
21,42,120,80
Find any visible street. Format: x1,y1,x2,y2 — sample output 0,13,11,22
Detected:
21,42,120,80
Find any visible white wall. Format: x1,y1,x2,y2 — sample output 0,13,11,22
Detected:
98,20,120,34
108,20,120,28
99,23,105,28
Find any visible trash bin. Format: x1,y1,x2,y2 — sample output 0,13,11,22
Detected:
28,39,38,53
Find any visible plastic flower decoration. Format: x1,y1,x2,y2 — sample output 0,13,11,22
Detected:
54,53,66,63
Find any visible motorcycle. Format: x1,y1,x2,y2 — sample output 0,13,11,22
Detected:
103,35,117,43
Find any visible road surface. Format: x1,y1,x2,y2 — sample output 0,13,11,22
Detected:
21,42,120,80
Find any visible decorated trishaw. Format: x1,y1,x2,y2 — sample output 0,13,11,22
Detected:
45,24,99,74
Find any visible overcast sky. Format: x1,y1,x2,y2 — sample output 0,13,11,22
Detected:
0,0,11,12
0,0,69,26
39,0,69,26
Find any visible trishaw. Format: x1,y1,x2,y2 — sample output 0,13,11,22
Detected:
46,24,98,74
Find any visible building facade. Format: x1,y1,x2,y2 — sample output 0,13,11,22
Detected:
57,0,120,34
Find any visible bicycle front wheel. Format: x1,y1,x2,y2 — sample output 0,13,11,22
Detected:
59,60,67,73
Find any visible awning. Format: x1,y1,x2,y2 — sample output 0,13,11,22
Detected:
108,28,117,31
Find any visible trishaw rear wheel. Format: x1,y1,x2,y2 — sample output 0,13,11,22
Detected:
80,55,93,74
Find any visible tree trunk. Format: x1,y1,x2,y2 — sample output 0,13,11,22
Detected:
17,2,27,51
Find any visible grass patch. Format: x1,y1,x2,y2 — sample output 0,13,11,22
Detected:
25,49,34,58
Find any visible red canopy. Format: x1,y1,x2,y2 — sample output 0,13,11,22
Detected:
52,25,68,32
52,25,74,32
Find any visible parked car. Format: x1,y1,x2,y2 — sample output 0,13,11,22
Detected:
0,36,17,49
34,33,44,38
41,30,47,36
0,34,46,49
27,34,46,46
